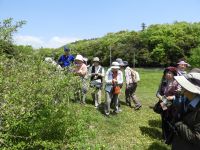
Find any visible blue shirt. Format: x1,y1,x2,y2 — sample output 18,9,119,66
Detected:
58,54,74,67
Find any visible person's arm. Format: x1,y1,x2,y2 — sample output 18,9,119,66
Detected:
88,66,93,77
105,69,113,84
117,71,123,85
70,55,75,63
156,83,163,100
98,67,105,77
125,69,130,85
79,64,87,77
175,120,200,145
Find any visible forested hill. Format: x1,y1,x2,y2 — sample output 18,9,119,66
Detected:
65,22,200,67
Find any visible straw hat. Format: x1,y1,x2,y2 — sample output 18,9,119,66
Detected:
75,54,84,62
93,57,100,62
111,62,120,69
174,73,200,95
116,58,125,66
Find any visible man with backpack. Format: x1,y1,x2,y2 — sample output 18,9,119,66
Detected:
88,57,105,108
125,63,142,110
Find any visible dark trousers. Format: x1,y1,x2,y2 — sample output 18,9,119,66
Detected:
125,83,141,107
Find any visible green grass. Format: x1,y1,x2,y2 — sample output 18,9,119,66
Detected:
72,68,170,150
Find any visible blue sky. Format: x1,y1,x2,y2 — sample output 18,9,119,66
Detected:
0,0,200,48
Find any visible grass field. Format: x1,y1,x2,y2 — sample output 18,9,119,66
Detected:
71,68,170,150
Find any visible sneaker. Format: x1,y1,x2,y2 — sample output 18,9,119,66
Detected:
118,108,122,112
105,112,110,116
113,110,120,114
134,105,142,110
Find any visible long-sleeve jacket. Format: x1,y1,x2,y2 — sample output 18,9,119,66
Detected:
156,79,178,100
105,68,123,85
172,96,200,150
104,68,123,92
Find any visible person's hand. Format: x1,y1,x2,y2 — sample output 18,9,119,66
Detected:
112,79,117,83
167,96,174,101
96,73,101,76
158,95,162,101
175,121,185,133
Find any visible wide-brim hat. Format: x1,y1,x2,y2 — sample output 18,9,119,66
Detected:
116,58,125,66
111,61,120,69
123,61,128,66
93,57,100,62
83,57,88,62
75,54,84,62
190,68,200,73
177,61,190,67
174,73,200,95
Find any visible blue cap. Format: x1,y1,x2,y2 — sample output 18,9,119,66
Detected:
64,45,70,51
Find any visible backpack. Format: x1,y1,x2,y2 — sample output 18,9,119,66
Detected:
128,67,140,83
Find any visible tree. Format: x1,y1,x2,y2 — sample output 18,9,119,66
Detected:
0,18,26,43
187,47,200,67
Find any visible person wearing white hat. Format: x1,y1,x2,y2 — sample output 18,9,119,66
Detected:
104,62,123,116
88,57,105,108
73,54,88,104
171,73,200,150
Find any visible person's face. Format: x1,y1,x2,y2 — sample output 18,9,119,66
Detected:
178,64,187,71
93,61,99,66
165,71,174,80
112,68,118,73
75,60,83,66
182,89,193,100
64,51,69,55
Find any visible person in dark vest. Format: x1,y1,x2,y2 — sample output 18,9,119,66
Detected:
58,45,75,68
88,57,105,108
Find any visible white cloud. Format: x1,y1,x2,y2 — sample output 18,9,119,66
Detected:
13,35,80,49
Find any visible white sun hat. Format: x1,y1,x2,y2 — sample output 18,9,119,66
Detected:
174,73,200,95
75,54,84,62
93,57,100,62
83,57,88,62
111,61,120,69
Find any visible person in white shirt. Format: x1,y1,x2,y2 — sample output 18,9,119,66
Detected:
125,63,142,110
104,62,123,116
88,57,105,108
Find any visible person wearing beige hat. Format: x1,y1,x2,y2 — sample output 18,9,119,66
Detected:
88,57,105,108
171,73,200,150
73,54,88,104
104,62,123,116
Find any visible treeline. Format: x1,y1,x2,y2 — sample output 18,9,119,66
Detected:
65,22,200,67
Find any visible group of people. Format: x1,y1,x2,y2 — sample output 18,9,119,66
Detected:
55,46,142,116
154,60,200,149
48,45,200,149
